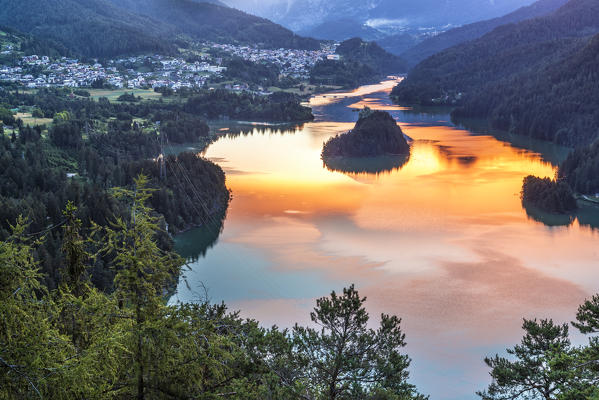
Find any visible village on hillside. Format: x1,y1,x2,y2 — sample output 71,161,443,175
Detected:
0,41,336,92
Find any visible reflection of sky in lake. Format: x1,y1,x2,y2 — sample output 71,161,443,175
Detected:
170,79,599,400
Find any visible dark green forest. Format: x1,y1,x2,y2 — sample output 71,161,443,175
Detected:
0,87,236,291
451,33,599,148
520,175,577,213
392,0,599,147
310,59,378,88
0,0,174,58
400,0,568,65
311,38,407,88
222,57,281,88
108,0,320,51
0,84,313,290
184,90,314,122
335,38,407,76
0,26,71,61
558,140,599,195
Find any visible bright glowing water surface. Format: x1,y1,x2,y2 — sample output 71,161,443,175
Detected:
171,79,599,399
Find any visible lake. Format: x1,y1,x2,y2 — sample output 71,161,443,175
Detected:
170,79,599,399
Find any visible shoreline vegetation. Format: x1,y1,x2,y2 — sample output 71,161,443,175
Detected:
389,0,599,218
321,108,410,173
521,175,578,214
0,189,428,399
2,178,599,399
520,139,599,215
0,77,311,291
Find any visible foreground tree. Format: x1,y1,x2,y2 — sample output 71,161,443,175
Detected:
562,296,599,399
294,285,426,400
0,219,73,398
92,175,184,399
478,319,577,400
1,181,427,399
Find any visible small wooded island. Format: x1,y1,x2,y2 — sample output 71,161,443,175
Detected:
321,108,410,173
323,108,409,158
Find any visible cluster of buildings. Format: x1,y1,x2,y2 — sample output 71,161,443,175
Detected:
1,55,117,88
0,54,227,90
209,42,336,80
0,42,338,90
110,55,227,90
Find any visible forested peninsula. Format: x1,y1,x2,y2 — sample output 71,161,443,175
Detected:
0,83,313,290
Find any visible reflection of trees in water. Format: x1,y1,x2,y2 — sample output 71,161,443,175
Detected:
434,144,479,167
523,202,575,228
523,202,599,231
174,210,228,263
575,204,599,232
412,140,479,169
323,153,410,175
214,123,303,140
166,210,227,298
399,105,452,118
456,156,477,166
453,116,570,166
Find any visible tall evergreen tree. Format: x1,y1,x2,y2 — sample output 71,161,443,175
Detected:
0,218,73,398
478,319,576,400
564,296,599,399
293,285,426,400
92,175,184,399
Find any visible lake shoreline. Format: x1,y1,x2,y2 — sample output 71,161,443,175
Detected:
171,78,599,400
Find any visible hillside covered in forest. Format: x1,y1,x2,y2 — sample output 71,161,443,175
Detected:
107,0,320,51
400,0,568,65
311,38,407,88
392,0,599,147
0,0,319,58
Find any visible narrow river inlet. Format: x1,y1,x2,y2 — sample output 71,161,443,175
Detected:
170,79,599,399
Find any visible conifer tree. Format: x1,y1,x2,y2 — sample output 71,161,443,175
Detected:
92,175,184,399
478,319,576,400
0,218,73,398
293,285,426,400
563,295,599,399
61,201,87,297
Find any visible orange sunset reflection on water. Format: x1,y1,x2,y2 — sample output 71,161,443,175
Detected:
172,80,599,400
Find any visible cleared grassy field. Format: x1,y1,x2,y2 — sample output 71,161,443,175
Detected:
87,88,162,102
15,112,53,126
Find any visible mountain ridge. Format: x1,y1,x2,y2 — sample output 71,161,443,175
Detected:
107,0,320,50
400,0,569,65
392,0,599,146
0,0,320,58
